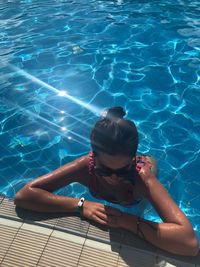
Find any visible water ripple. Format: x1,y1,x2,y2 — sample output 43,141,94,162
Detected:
0,0,200,239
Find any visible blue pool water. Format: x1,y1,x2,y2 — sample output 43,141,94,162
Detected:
0,0,199,239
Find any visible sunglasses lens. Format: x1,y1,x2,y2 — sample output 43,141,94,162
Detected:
95,165,135,178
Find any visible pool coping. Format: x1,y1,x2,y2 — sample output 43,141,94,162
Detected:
0,195,199,267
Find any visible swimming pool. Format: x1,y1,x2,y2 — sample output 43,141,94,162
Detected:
0,0,199,239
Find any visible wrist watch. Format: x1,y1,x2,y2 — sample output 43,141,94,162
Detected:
76,197,85,214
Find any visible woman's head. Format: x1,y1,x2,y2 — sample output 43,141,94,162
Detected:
90,106,138,159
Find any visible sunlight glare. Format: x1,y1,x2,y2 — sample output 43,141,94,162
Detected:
8,64,102,116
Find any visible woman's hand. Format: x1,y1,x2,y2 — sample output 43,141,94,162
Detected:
82,200,123,227
136,156,157,197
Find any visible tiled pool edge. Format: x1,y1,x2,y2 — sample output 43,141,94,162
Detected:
0,196,199,267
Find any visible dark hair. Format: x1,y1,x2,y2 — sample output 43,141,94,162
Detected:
90,106,138,157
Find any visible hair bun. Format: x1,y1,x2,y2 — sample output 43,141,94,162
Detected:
102,106,126,120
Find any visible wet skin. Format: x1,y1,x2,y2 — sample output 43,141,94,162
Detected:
14,151,199,256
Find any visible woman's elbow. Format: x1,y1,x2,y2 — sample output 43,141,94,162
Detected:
14,191,24,207
187,236,199,256
14,186,31,208
165,227,199,256
180,232,199,256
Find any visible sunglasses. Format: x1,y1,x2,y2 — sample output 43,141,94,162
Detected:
94,163,136,178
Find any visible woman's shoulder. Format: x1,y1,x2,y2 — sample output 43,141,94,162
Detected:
68,152,91,181
28,152,92,190
69,153,90,173
74,152,91,166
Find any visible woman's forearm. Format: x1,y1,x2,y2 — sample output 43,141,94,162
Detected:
122,213,199,256
145,177,191,226
14,186,79,213
14,155,90,213
121,177,199,256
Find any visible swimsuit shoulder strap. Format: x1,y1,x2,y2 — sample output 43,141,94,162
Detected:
88,151,95,174
88,151,98,195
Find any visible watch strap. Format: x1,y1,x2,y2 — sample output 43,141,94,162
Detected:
76,197,85,213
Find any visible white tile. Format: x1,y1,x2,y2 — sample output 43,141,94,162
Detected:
85,238,120,253
52,229,85,245
157,255,195,267
0,217,23,229
154,260,176,267
21,222,53,235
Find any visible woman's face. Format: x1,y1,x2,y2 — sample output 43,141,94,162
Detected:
94,152,135,186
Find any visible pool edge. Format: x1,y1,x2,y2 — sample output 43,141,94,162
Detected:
0,196,199,267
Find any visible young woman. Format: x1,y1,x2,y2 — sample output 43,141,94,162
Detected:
14,106,199,256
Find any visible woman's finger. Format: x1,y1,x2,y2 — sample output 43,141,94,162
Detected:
104,205,122,216
96,213,118,225
96,211,109,222
93,215,109,225
98,205,112,214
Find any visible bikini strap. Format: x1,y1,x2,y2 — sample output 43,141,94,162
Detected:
88,151,95,174
88,151,98,195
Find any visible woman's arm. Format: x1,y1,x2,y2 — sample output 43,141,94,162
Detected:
14,153,90,212
116,162,199,256
121,178,199,256
14,153,123,224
